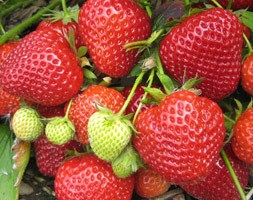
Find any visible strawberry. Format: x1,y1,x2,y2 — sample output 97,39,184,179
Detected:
133,90,226,184
68,85,125,144
78,0,152,77
34,134,83,177
0,87,20,115
54,154,135,200
11,107,44,141
241,54,253,96
159,7,243,101
45,117,75,145
38,105,65,118
180,145,250,200
0,42,21,115
112,145,142,178
232,107,253,165
0,41,19,63
134,167,171,199
87,108,132,162
208,0,253,10
0,28,84,106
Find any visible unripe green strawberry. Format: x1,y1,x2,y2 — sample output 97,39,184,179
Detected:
112,145,143,178
45,117,75,145
12,107,44,141
88,109,132,162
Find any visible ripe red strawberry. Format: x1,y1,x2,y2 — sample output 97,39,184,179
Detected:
34,134,83,177
0,28,84,106
232,107,253,165
78,0,152,77
159,7,243,101
0,41,19,63
54,154,135,200
121,84,159,115
134,167,171,198
208,0,253,10
133,90,226,184
241,54,253,96
180,145,250,200
0,86,20,115
68,85,125,144
38,105,65,118
0,42,21,115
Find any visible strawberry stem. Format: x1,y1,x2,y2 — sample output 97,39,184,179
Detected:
124,29,164,51
133,68,155,124
220,149,247,200
61,0,70,17
243,33,253,55
211,0,223,8
64,99,73,120
117,71,146,116
0,0,62,45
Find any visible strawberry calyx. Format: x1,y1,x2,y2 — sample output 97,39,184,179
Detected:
43,4,79,24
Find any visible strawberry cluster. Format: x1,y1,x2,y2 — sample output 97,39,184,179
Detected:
1,0,253,200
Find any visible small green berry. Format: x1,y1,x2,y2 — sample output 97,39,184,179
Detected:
45,118,75,145
12,107,44,141
88,110,132,162
112,145,143,178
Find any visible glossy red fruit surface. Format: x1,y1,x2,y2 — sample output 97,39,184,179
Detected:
180,145,250,200
133,90,226,184
54,154,135,200
78,0,152,77
159,7,243,101
232,107,253,165
0,29,83,106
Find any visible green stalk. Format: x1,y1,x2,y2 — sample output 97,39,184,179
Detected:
64,98,73,120
243,33,253,55
220,149,247,200
224,114,236,125
117,71,146,116
184,0,190,6
211,0,223,8
0,0,34,18
61,0,70,17
227,0,233,10
133,68,155,124
155,48,165,75
0,0,61,45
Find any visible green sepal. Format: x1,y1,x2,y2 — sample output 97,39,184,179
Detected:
77,46,88,58
84,68,97,79
234,98,243,121
43,5,80,24
156,72,175,95
235,10,253,32
143,87,167,104
181,76,204,90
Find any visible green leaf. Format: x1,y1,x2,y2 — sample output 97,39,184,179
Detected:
237,10,253,32
0,123,30,200
156,72,175,94
143,87,167,103
84,68,97,79
77,46,88,58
